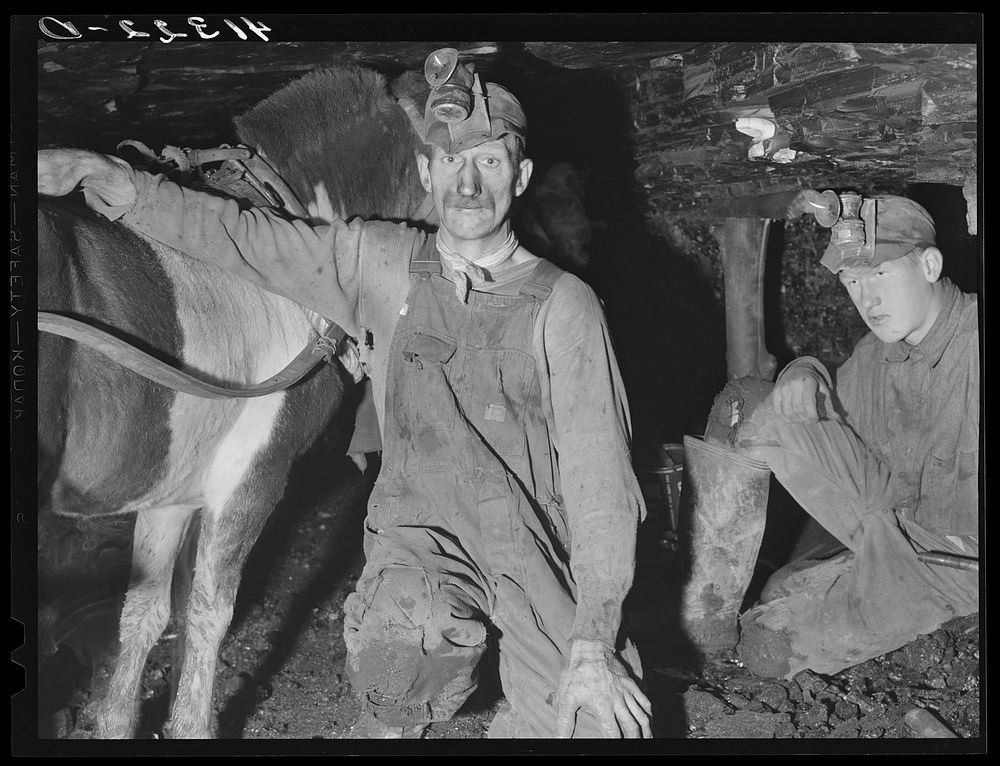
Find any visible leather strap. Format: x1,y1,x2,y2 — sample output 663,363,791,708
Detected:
38,311,344,399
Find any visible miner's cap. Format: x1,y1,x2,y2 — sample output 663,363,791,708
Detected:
822,195,938,273
423,74,527,154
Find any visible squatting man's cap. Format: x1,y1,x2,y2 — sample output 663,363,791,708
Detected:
818,194,937,274
421,48,527,155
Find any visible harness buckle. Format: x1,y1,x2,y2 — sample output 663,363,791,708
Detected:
313,333,340,362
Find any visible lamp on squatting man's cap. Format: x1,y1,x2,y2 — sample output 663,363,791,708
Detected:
793,190,938,273
421,47,527,154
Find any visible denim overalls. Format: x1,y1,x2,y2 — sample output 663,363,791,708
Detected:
343,237,638,737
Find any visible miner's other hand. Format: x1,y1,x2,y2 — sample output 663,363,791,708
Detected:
770,366,832,424
554,639,652,738
38,148,136,209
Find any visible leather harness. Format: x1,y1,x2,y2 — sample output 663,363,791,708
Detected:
38,311,347,399
38,141,356,398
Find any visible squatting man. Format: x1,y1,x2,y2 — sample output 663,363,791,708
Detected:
37,50,653,738
688,190,980,679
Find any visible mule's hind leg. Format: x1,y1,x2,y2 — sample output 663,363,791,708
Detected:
165,513,201,713
162,337,339,738
95,505,197,739
164,486,277,739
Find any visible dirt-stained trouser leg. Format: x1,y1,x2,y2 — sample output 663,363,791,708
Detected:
343,524,492,737
735,399,979,678
343,513,646,740
96,504,197,739
482,493,646,740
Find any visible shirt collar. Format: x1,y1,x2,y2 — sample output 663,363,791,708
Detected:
883,278,961,365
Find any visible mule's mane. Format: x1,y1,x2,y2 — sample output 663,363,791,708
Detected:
234,66,427,223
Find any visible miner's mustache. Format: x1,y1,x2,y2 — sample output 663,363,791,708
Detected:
444,196,493,210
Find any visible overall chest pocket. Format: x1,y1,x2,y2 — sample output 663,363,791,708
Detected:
919,448,979,535
458,346,537,458
397,328,458,431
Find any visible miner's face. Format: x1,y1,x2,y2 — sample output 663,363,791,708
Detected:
418,139,532,247
838,247,943,345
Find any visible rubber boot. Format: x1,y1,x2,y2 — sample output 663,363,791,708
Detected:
678,434,771,657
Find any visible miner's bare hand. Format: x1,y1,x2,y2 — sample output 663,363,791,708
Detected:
770,365,833,423
38,148,136,208
554,639,652,738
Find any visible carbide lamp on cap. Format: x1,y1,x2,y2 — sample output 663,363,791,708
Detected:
421,47,527,155
793,190,938,273
424,47,475,123
797,189,878,269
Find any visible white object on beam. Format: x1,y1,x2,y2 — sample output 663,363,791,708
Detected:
735,117,777,140
770,147,798,163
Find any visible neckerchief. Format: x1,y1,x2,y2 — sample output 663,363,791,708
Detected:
437,231,519,303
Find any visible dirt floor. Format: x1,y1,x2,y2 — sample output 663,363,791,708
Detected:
28,438,982,754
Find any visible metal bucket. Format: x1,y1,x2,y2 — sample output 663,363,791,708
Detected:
636,442,685,532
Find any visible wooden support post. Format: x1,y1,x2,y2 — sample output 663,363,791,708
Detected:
713,217,777,381
962,175,978,236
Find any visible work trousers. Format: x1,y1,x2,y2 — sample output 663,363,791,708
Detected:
735,402,979,679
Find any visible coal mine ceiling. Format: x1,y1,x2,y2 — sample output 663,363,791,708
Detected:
34,38,979,221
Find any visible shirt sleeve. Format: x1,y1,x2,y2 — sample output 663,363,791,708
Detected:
830,346,868,427
537,273,645,647
101,166,366,333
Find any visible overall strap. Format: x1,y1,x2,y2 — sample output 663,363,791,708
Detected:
409,233,442,277
518,258,565,301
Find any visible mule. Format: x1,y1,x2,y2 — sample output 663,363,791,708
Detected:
37,65,429,738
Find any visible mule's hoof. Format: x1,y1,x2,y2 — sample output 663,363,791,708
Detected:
164,719,214,739
95,707,139,739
